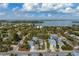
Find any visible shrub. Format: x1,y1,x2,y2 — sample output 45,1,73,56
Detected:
61,45,73,50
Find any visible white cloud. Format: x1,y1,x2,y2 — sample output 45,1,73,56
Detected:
12,7,20,15
40,3,53,11
16,3,74,18
64,3,73,7
63,7,74,13
0,3,8,8
41,3,74,14
52,4,64,10
0,12,6,16
23,3,33,11
40,3,73,11
11,3,74,18
21,3,73,12
57,3,74,14
76,6,79,15
0,3,8,18
22,3,39,11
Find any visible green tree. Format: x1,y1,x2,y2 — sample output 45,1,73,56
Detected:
24,42,30,49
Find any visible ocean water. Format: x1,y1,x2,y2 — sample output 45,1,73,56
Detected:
35,20,73,26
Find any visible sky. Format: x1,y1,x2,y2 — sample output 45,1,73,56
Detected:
0,3,79,20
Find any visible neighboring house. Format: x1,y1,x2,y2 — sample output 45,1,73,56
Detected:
48,34,65,52
30,45,37,52
36,25,43,29
38,39,44,49
29,37,45,51
39,39,44,46
48,34,57,52
58,36,65,51
29,37,38,52
71,50,79,56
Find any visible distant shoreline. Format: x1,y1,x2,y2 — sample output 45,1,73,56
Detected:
0,20,79,24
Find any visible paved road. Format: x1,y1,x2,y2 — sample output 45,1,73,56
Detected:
0,50,74,56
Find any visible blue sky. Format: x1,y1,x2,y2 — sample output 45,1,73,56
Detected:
0,3,79,20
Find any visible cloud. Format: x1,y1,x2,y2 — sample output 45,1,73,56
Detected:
0,3,11,19
0,12,6,16
0,3,8,17
22,3,40,11
13,3,74,18
21,3,73,12
40,3,53,11
0,3,78,20
62,7,74,13
12,7,20,15
76,6,79,15
0,3,8,8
